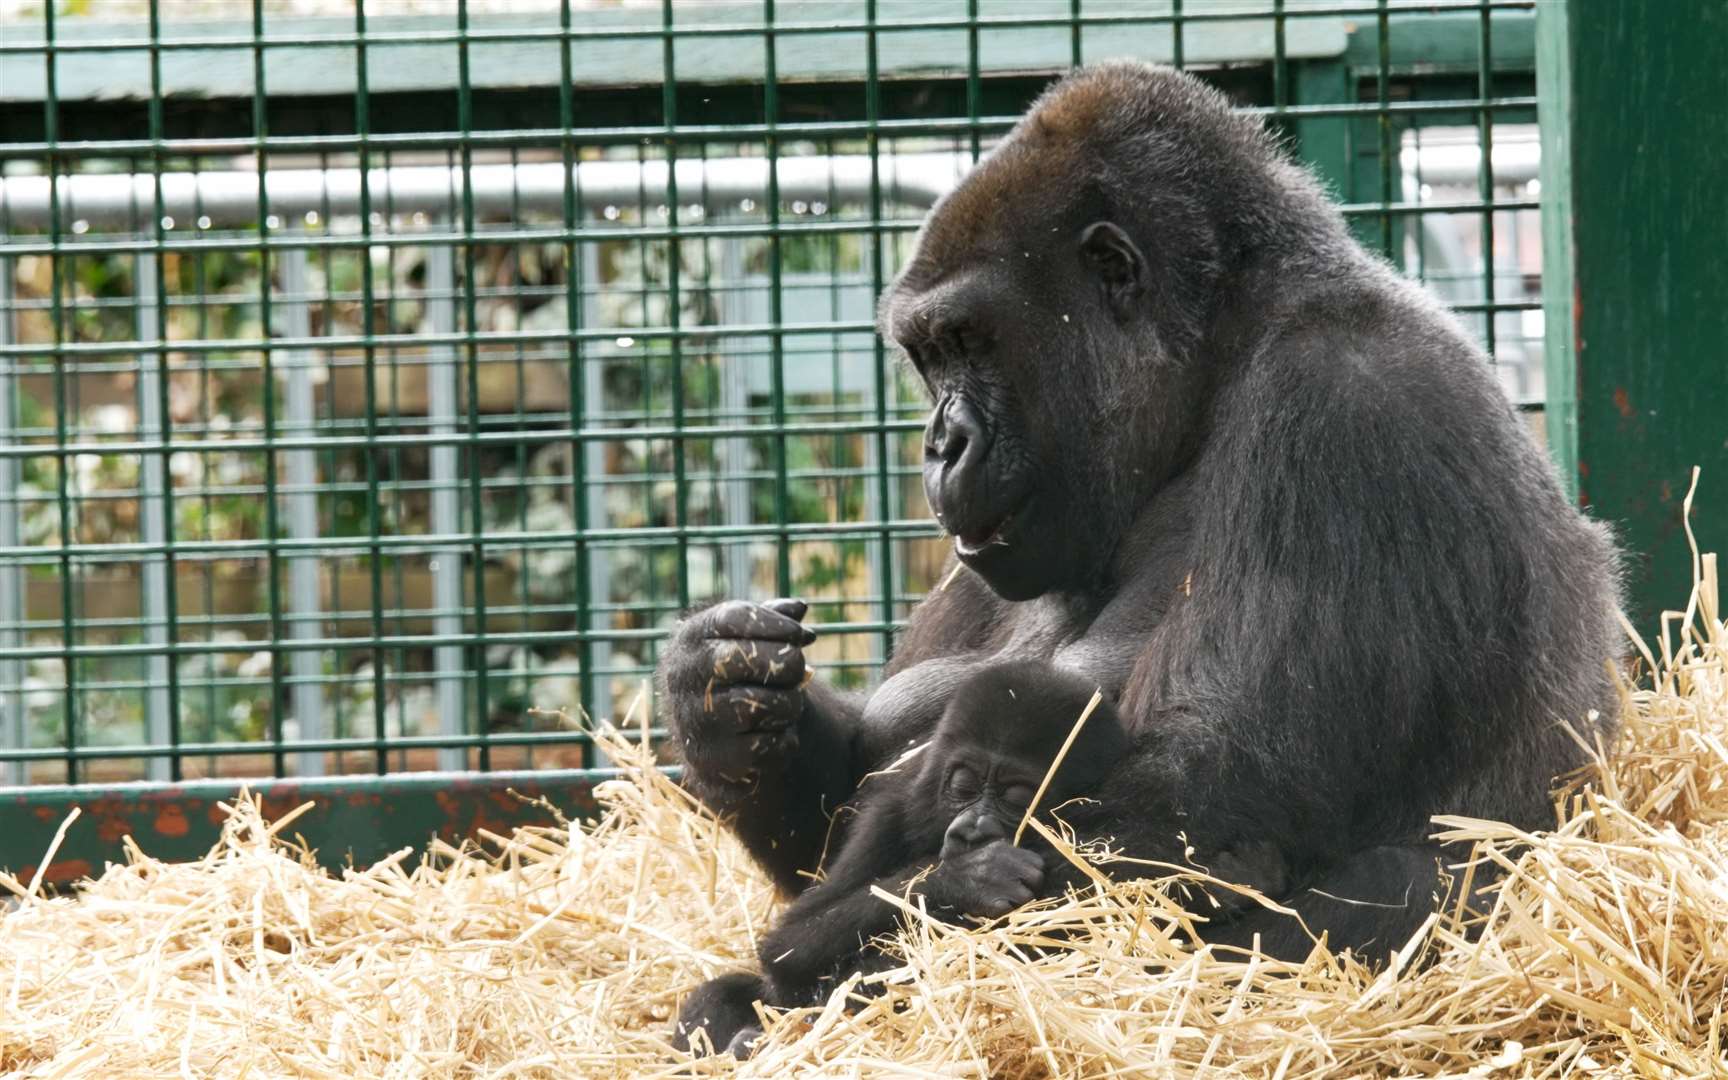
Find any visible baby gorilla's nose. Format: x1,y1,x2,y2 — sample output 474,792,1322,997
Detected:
940,805,1008,860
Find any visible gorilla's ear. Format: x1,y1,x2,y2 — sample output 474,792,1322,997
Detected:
1079,221,1148,320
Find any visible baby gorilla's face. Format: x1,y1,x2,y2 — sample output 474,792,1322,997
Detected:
936,756,1042,860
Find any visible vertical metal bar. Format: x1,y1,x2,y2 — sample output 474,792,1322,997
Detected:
280,246,325,779
43,0,77,786
1477,3,1498,358
353,0,389,775
134,255,172,782
764,0,791,597
426,241,466,772
0,260,23,787
143,0,182,783
965,0,981,163
1375,0,1393,257
865,0,894,675
662,0,690,614
580,244,615,736
1272,0,1288,111
1069,0,1081,68
557,0,599,758
716,242,753,607
255,0,288,779
1171,0,1184,70
456,0,491,770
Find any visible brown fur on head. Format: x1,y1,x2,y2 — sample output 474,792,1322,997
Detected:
880,62,1312,599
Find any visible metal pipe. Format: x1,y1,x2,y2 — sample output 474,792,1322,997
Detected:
0,141,1542,232
0,153,970,230
279,245,327,778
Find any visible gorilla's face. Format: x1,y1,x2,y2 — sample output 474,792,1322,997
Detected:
882,171,1164,601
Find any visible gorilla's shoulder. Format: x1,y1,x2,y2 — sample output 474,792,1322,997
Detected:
1242,267,1508,427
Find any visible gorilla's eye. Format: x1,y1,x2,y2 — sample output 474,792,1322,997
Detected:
1002,783,1036,811
901,341,928,373
952,326,987,357
946,765,981,800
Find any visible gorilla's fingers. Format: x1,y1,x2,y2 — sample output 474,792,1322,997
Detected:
763,597,809,623
1002,847,1044,888
725,1025,765,1060
709,637,807,687
709,684,802,732
706,600,817,646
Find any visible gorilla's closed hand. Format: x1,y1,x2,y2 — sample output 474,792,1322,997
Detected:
658,62,1621,964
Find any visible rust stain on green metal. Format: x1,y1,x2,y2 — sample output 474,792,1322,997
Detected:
2,770,617,880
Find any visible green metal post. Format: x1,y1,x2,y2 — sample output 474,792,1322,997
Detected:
1538,0,1728,626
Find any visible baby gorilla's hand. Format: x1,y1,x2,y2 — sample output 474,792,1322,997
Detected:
925,839,1045,919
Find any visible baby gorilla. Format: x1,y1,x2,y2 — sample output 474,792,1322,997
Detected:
673,662,1126,1057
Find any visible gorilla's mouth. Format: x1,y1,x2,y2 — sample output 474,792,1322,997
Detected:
954,509,1017,558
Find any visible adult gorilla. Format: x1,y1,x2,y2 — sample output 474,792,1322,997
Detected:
658,62,1621,960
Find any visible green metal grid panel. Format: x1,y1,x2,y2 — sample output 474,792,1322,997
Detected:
0,0,1540,870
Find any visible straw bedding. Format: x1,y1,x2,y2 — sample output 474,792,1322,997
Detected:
1,566,1724,1077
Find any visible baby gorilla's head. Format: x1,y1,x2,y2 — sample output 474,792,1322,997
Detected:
924,663,1127,860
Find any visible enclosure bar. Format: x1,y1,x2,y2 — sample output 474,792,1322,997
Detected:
456,0,492,772
137,0,180,783
42,2,78,785
0,732,600,764
662,0,691,616
0,261,22,786
133,254,173,782
1171,0,1184,68
280,247,327,780
0,614,927,667
1375,0,1393,256
557,0,598,760
0,2,1539,56
579,244,617,739
378,155,409,768
966,0,981,163
0,515,944,565
1476,3,1497,358
763,0,792,597
351,1,389,776
0,418,933,469
1273,0,1289,110
866,0,896,673
252,0,289,780
1068,0,1080,66
420,241,466,774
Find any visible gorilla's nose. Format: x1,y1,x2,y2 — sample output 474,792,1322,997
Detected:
941,808,1006,858
924,393,991,497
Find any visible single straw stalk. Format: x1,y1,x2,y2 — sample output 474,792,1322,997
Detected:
1012,687,1104,847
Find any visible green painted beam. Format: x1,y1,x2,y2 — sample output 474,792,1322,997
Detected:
0,2,1346,105
0,769,625,884
1539,0,1728,626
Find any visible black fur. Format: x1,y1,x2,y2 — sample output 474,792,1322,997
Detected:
673,663,1125,1055
658,62,1622,977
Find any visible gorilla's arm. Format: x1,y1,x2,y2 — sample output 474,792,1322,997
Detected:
660,576,1013,895
659,598,866,894
758,806,1041,1003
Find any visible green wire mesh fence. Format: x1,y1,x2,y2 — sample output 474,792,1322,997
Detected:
0,0,1541,790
